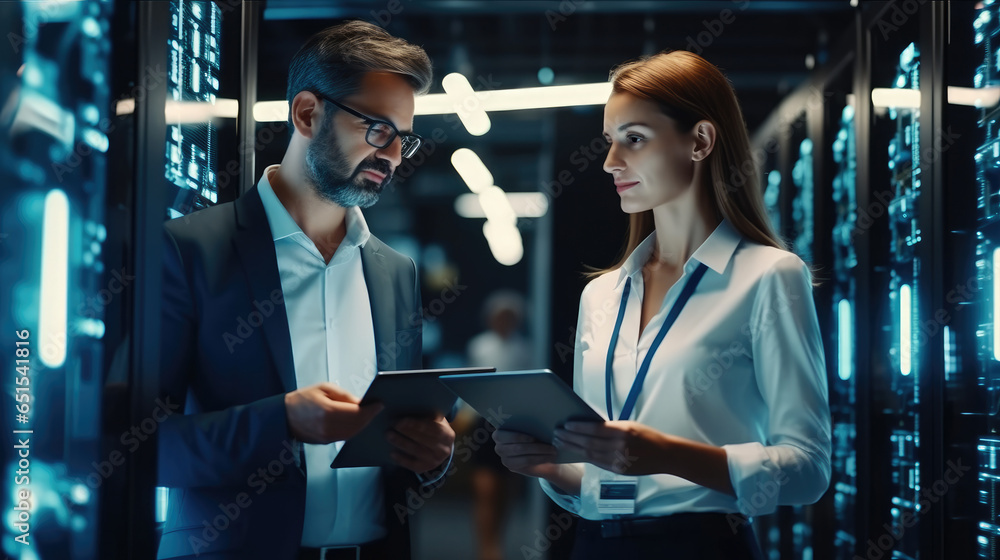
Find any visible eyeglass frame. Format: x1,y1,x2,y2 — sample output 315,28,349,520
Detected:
313,93,423,159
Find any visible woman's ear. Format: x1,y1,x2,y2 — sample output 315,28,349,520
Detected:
692,120,716,162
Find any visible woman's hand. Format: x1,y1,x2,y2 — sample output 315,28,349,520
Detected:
492,430,582,494
556,421,736,495
492,429,560,477
553,420,671,476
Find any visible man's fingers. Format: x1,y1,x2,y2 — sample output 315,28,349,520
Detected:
325,400,382,434
357,402,384,425
395,417,453,446
390,451,423,473
386,429,424,457
318,383,361,404
388,434,450,474
386,416,453,474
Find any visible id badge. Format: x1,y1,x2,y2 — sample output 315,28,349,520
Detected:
597,471,637,515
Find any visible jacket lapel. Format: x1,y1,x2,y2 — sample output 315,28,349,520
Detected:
232,187,298,393
361,237,396,372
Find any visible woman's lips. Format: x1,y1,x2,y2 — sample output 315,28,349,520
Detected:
615,181,639,193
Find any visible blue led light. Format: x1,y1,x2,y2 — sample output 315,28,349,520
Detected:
994,247,1000,361
83,128,109,153
82,16,101,38
156,487,169,523
838,299,853,380
71,484,90,505
537,67,554,85
900,284,912,375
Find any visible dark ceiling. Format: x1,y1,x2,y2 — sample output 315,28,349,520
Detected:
256,0,858,132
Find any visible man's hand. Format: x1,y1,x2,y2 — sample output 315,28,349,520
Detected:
285,383,383,444
387,413,455,474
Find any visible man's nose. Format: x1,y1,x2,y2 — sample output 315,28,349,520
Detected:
375,136,403,169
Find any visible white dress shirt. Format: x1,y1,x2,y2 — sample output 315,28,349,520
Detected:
257,165,386,546
541,219,831,520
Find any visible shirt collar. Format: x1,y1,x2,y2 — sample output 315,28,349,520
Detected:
256,164,371,249
615,218,742,288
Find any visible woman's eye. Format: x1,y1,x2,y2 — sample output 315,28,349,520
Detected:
626,134,643,144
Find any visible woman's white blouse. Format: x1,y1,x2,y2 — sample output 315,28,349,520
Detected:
541,219,831,520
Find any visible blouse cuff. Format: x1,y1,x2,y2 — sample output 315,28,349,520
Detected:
723,442,782,517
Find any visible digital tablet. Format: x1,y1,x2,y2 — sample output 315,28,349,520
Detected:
330,366,496,468
439,369,604,463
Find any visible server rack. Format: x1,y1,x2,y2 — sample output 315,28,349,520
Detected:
0,0,260,557
0,1,114,559
957,0,1000,557
748,2,968,558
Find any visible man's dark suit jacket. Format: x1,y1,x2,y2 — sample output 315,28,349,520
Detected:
156,186,423,559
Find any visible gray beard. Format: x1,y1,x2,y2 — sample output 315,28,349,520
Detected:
304,119,388,208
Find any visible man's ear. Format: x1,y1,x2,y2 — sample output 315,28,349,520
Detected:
289,91,322,139
692,120,716,162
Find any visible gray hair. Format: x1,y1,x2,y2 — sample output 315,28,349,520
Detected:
285,20,432,127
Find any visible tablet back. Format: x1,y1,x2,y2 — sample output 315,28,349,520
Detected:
332,367,495,468
440,369,604,463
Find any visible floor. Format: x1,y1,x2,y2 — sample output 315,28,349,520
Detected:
410,469,569,560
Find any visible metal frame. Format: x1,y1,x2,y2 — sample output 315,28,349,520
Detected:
853,7,876,560
916,2,947,558
126,1,169,556
239,1,261,196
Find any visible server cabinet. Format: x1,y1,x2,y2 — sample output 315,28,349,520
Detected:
0,1,114,559
748,2,966,558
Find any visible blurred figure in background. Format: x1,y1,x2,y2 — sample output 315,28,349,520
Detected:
461,290,534,560
467,290,533,373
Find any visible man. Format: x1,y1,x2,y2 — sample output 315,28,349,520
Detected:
156,21,453,560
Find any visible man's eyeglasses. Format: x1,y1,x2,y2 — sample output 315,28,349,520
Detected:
317,94,423,159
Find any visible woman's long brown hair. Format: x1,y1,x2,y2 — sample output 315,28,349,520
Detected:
589,50,786,278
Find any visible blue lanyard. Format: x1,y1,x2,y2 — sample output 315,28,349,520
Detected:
605,262,708,421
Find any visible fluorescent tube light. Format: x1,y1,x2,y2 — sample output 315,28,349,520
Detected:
455,192,549,219
871,88,920,109
483,221,523,266
442,73,491,135
450,148,494,193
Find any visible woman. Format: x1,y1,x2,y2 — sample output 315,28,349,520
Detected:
493,50,831,559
